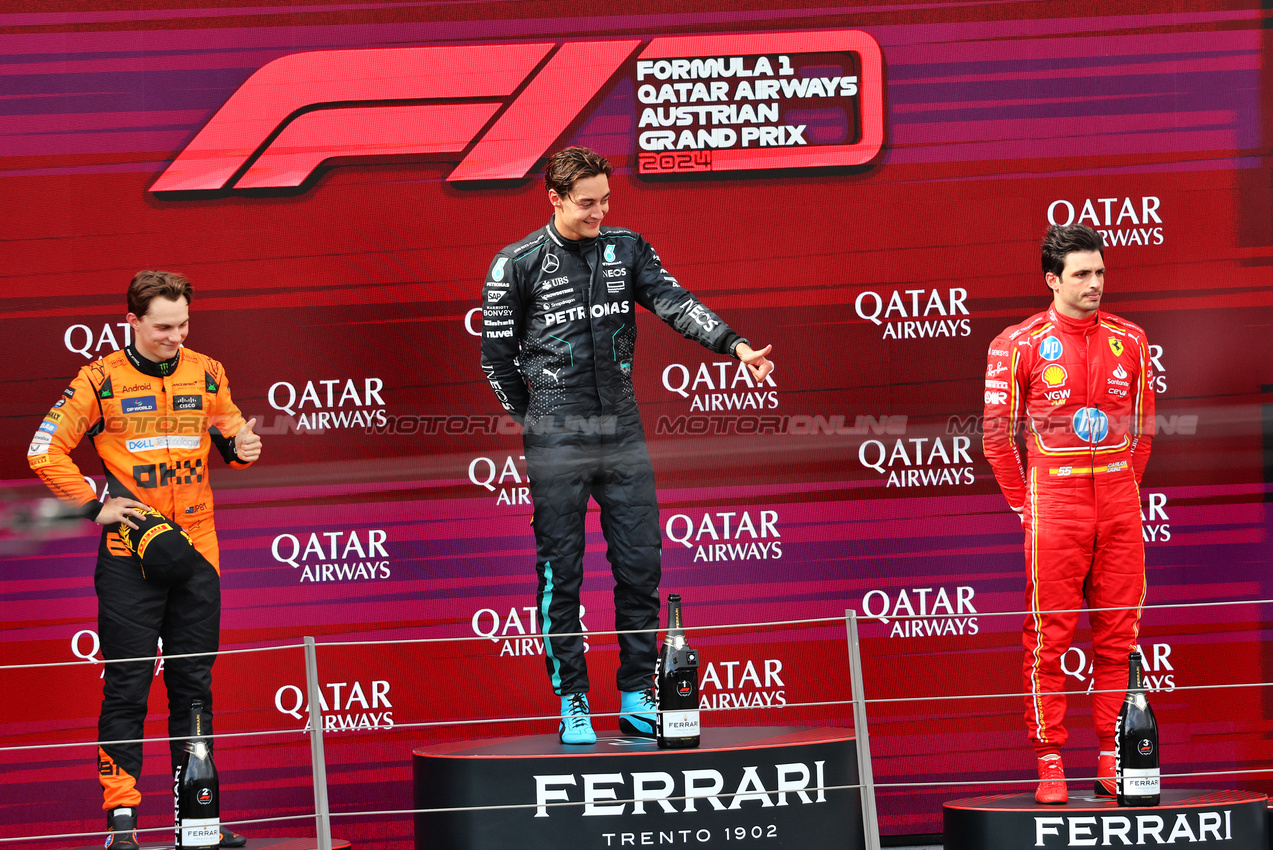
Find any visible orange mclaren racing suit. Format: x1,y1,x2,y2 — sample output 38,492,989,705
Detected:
982,306,1154,756
28,343,253,810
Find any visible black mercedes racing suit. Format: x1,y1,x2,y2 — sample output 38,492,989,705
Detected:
481,220,745,695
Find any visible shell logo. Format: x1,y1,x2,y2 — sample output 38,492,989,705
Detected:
1042,365,1067,388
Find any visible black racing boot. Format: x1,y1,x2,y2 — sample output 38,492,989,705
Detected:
219,826,248,847
104,807,140,850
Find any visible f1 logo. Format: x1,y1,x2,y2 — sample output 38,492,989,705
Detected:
151,30,884,193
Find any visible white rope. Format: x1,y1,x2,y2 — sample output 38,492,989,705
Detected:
5,596,1270,673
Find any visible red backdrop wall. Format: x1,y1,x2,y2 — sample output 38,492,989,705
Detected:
1,1,1270,846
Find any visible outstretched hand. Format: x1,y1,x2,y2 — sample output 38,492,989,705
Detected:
736,343,774,383
96,496,151,530
236,418,262,462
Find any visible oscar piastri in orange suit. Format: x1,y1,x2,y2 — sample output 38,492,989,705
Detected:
28,271,259,848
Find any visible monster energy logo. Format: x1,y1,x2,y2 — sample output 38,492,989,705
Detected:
160,362,171,374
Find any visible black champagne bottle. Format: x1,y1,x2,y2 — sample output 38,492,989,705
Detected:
1116,649,1160,806
175,700,221,848
657,594,701,749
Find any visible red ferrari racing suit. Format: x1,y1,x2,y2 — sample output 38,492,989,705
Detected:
983,306,1154,755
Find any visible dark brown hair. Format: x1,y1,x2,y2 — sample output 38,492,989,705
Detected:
1041,224,1104,280
544,146,612,199
128,270,193,317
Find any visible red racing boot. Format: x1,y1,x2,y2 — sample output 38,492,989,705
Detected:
1035,755,1068,804
1095,752,1116,797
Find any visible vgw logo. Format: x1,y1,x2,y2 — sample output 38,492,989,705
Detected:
150,30,884,193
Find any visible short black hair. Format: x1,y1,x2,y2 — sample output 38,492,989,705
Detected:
1041,224,1104,279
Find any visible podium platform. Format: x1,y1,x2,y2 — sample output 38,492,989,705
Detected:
945,790,1268,850
413,726,861,850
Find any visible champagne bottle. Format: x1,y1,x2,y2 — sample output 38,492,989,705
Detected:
656,594,701,749
1116,649,1160,807
175,700,221,848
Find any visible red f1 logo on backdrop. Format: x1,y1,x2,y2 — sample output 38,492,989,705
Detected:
150,30,884,194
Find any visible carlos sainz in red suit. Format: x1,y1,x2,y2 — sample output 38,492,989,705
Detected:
983,225,1155,804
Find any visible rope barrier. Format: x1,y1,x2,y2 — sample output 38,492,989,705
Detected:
3,600,1270,848
6,675,1269,757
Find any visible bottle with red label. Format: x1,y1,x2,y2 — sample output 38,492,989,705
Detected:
1116,649,1160,806
656,594,701,749
175,700,221,847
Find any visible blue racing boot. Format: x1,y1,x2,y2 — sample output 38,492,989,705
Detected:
619,688,658,738
559,693,596,745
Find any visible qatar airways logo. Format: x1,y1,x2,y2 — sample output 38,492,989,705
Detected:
471,605,590,658
861,586,978,638
267,378,387,432
1141,492,1170,544
468,454,530,507
699,658,787,711
271,529,390,583
1047,195,1164,247
858,435,975,488
854,288,971,340
150,30,884,194
1062,642,1177,694
662,360,778,413
274,678,394,732
665,509,781,563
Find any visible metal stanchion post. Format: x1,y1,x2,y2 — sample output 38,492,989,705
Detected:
844,609,881,850
303,636,333,850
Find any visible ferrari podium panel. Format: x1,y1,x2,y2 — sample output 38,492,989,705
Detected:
413,727,861,850
945,790,1267,850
